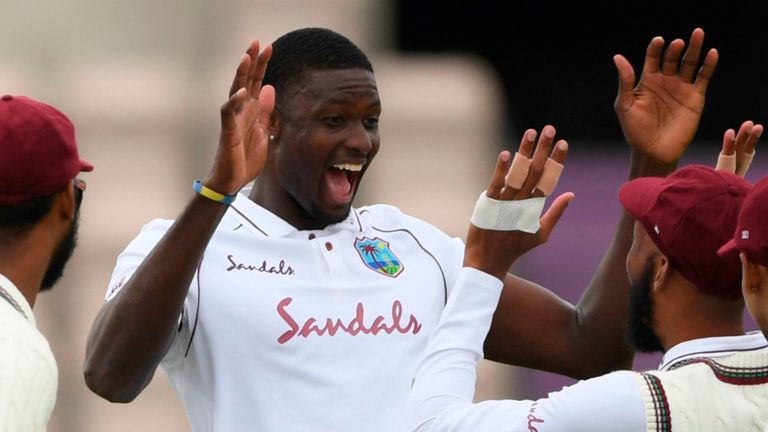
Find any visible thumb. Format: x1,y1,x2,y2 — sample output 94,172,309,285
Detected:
613,54,635,112
538,192,575,240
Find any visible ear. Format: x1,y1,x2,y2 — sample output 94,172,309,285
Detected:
55,182,77,222
651,253,671,292
268,110,282,140
741,252,762,295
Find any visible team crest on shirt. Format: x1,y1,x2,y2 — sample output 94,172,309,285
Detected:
354,237,404,278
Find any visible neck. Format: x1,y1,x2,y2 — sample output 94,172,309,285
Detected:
250,177,343,231
658,289,745,351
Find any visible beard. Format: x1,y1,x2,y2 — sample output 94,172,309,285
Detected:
40,211,79,291
626,259,664,353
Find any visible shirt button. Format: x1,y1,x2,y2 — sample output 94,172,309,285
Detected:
308,233,316,240
325,242,333,251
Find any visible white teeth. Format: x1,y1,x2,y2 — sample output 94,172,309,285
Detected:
332,163,363,172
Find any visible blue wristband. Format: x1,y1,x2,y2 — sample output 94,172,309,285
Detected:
193,180,236,205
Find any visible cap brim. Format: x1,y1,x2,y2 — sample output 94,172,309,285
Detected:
717,238,739,257
618,176,665,219
79,159,94,172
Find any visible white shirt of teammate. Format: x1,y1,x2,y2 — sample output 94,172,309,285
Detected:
0,273,58,432
405,267,768,432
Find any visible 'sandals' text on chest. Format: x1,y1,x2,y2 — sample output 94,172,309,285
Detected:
226,254,295,276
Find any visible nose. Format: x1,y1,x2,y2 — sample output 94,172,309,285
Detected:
345,121,375,154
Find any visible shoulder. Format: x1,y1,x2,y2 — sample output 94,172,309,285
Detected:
0,317,55,366
138,218,174,234
123,218,174,248
357,204,451,237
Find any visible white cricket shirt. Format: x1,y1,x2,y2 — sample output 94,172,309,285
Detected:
107,192,465,431
0,273,57,432
406,267,768,432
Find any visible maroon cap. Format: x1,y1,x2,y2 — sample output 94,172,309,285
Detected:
718,176,768,268
619,165,750,300
0,94,93,205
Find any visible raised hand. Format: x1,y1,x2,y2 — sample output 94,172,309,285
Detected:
464,125,574,280
613,28,718,164
717,120,762,177
204,40,276,195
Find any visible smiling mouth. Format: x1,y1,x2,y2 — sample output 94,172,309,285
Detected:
325,163,364,205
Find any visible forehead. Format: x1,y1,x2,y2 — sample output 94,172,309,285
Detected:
283,68,380,111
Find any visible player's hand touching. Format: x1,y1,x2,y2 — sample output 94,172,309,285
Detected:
716,120,762,177
464,125,574,280
613,28,718,164
204,40,275,196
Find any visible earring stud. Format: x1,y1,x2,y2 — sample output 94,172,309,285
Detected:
269,134,276,140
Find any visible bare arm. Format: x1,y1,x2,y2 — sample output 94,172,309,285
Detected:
484,28,718,378
84,41,275,402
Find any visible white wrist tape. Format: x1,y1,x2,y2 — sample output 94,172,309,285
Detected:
470,192,546,233
716,152,736,173
505,152,532,189
737,150,755,177
535,158,564,196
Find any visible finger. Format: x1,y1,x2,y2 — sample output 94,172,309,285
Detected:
549,139,568,164
532,140,568,198
229,53,252,97
515,125,555,199
613,54,636,113
642,36,665,75
721,128,736,156
536,192,575,242
661,38,685,76
256,84,276,134
518,129,537,158
487,151,512,199
693,48,718,95
221,87,247,135
499,130,536,200
745,124,763,154
244,40,261,94
678,28,705,82
734,120,755,154
248,44,273,97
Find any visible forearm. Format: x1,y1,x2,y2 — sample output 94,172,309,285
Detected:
484,150,677,378
84,194,228,402
407,268,504,431
407,268,645,432
569,149,678,371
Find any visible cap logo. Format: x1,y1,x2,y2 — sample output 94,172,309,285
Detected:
741,230,750,240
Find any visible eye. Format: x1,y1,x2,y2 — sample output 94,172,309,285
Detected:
364,116,379,129
324,115,344,126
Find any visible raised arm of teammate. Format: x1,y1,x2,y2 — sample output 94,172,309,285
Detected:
483,28,718,377
83,41,275,402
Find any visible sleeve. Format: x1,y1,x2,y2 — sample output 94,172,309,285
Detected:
105,218,174,302
103,218,192,368
0,328,57,431
404,267,647,432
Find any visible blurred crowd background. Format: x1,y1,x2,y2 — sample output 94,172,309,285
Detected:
3,1,767,430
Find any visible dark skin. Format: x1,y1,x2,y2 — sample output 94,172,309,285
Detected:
84,28,716,402
483,28,718,376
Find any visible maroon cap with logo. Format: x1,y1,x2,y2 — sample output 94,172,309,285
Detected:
718,176,768,268
619,164,750,300
0,94,93,205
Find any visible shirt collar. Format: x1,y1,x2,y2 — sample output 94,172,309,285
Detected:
227,188,366,237
0,273,36,326
659,331,768,371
